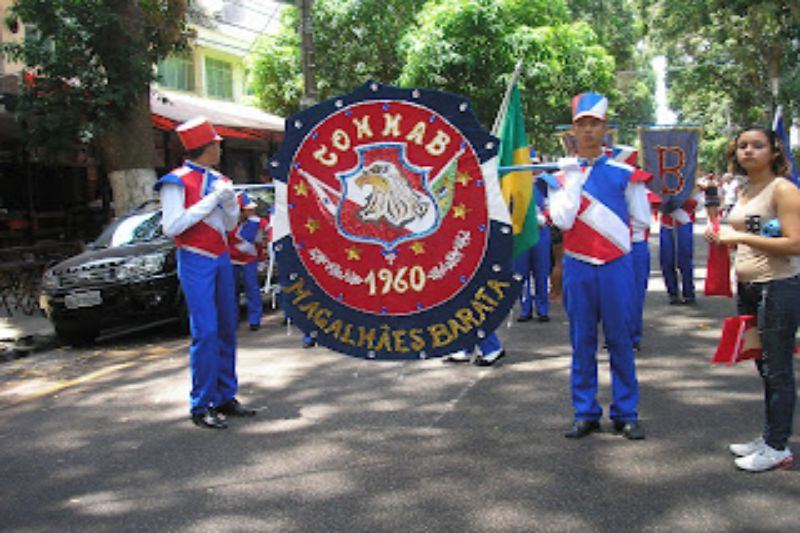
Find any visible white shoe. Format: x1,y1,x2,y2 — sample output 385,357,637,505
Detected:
443,350,471,363
729,436,765,457
734,444,793,472
473,348,506,367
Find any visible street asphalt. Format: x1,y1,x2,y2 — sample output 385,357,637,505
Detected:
1,220,799,532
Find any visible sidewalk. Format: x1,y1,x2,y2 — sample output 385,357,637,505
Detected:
0,308,56,360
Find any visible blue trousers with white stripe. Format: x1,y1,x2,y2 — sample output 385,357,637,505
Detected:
563,254,639,422
178,249,238,415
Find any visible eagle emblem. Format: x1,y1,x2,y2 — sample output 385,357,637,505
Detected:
336,143,439,250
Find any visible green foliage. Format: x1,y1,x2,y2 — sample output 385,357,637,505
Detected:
399,0,617,153
313,0,427,95
1,0,192,155
566,0,640,70
250,0,426,116
249,0,653,155
398,0,516,122
249,8,304,116
565,0,655,144
642,0,800,172
506,22,617,152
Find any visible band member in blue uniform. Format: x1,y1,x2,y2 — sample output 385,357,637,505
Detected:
156,116,256,429
546,93,651,440
229,192,269,331
515,149,553,323
659,194,701,304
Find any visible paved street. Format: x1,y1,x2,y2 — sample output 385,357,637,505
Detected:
1,222,799,532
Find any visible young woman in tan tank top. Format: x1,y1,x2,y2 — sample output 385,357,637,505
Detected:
704,126,800,472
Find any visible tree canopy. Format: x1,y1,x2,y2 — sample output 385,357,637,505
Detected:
2,0,193,166
249,0,653,156
250,0,427,116
641,0,800,171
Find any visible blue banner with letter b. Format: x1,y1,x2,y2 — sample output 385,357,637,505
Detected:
639,126,701,213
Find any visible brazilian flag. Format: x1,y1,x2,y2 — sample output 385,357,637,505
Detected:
497,84,538,259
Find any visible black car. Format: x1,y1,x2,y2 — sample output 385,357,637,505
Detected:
39,185,274,345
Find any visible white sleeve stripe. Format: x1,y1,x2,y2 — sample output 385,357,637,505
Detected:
578,192,631,253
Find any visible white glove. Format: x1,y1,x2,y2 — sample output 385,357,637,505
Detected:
558,157,586,191
536,212,547,226
212,179,235,203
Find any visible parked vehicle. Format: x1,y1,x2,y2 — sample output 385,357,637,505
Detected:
39,185,274,345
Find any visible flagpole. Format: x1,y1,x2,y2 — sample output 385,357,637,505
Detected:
773,105,800,186
498,163,560,174
491,58,524,137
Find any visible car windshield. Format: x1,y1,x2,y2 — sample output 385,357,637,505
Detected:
90,210,163,249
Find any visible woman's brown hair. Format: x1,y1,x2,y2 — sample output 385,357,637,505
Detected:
725,126,791,177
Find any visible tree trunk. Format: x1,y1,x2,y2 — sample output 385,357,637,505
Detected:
96,90,157,216
107,168,157,216
94,1,160,217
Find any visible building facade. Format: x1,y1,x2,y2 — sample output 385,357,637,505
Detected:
0,0,285,246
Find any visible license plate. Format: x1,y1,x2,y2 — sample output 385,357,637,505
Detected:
64,290,102,310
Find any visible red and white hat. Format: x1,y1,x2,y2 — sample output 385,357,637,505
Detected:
176,116,222,150
571,92,608,122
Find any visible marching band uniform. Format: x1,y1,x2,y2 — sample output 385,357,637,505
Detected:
547,93,650,440
659,195,701,304
514,172,552,323
229,192,269,331
156,116,255,429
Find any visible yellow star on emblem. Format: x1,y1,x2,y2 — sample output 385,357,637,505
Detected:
294,181,309,197
410,241,425,255
453,203,469,219
456,172,472,186
305,218,320,234
345,245,362,261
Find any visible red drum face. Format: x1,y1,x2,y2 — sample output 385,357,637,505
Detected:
288,100,488,315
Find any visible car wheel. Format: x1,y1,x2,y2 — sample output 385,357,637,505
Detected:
54,322,99,346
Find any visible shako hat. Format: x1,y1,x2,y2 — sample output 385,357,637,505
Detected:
176,116,223,150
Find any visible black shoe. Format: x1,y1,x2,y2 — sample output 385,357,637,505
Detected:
303,338,317,348
681,298,696,305
216,398,256,417
191,409,227,429
249,323,261,331
669,295,681,305
633,341,641,351
517,314,533,322
537,315,550,322
565,420,601,439
613,420,645,440
473,349,506,367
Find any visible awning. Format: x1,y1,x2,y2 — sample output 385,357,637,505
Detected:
150,89,285,141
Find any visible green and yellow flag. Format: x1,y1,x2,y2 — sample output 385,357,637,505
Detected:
497,84,538,259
